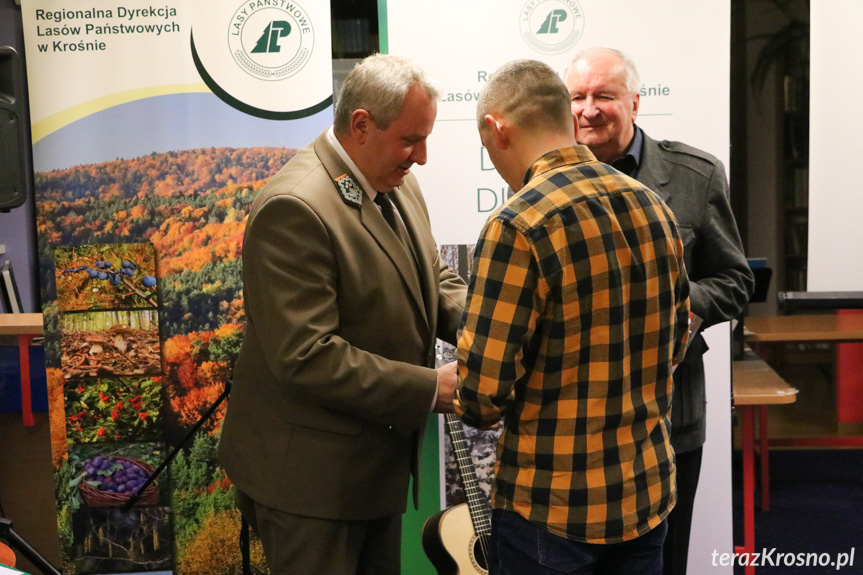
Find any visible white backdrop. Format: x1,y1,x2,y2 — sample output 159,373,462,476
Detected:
387,1,733,572
808,1,863,290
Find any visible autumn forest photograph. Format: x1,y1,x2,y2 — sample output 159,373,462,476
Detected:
37,146,288,574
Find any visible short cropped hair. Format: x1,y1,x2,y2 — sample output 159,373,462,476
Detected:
569,47,641,94
476,59,572,135
333,53,439,134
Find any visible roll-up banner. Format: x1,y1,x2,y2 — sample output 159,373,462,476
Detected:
21,1,332,573
384,1,734,573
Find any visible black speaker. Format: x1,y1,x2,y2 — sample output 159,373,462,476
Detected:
0,45,30,211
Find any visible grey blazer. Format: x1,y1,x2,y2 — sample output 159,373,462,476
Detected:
634,129,754,453
219,130,466,520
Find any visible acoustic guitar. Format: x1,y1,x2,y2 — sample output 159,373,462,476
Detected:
422,413,492,575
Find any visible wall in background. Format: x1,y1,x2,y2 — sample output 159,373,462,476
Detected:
808,1,863,290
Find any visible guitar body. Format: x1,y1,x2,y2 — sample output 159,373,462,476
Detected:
422,503,490,575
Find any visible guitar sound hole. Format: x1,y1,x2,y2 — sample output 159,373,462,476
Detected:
471,533,491,572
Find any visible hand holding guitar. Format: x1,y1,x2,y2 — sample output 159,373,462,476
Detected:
434,360,457,413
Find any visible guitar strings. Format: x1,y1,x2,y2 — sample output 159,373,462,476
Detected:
446,412,492,569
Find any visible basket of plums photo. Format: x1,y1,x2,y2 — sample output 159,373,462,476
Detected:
79,455,158,507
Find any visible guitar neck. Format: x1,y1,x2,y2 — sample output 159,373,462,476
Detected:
444,413,492,536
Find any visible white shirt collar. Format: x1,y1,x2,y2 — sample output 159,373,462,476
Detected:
326,126,380,202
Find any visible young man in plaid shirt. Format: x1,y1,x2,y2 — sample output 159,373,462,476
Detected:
454,59,691,575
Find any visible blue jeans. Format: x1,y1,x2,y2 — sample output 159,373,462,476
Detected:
490,509,668,575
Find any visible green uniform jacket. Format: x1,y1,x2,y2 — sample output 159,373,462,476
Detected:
219,130,466,520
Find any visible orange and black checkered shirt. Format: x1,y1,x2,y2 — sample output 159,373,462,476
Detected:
454,145,690,544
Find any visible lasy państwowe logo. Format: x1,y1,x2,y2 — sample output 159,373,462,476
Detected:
228,1,314,82
191,0,331,119
520,0,585,55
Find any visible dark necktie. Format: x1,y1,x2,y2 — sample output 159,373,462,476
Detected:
374,193,421,279
374,193,411,251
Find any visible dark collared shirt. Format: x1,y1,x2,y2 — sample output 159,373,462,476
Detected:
610,125,644,178
454,145,690,544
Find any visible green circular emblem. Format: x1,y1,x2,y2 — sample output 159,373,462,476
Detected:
228,1,315,81
520,0,585,55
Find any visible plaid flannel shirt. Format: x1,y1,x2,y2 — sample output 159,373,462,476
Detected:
454,145,690,544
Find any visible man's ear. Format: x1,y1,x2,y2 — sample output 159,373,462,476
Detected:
350,109,372,144
631,93,640,122
484,114,510,149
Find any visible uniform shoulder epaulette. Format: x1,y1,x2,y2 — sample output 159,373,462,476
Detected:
658,140,720,164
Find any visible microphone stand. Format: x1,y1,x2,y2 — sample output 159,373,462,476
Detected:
118,379,250,574
0,517,62,575
121,380,232,513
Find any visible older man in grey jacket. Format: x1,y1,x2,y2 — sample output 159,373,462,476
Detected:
566,47,754,575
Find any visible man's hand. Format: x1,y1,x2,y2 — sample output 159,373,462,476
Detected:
433,360,457,413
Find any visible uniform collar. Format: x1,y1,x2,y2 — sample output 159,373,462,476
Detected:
326,126,383,202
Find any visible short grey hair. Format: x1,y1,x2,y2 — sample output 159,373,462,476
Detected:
333,53,439,134
476,59,572,134
570,47,641,94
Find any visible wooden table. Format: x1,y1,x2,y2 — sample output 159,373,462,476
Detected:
745,313,863,342
745,312,863,446
0,314,44,426
732,353,797,575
